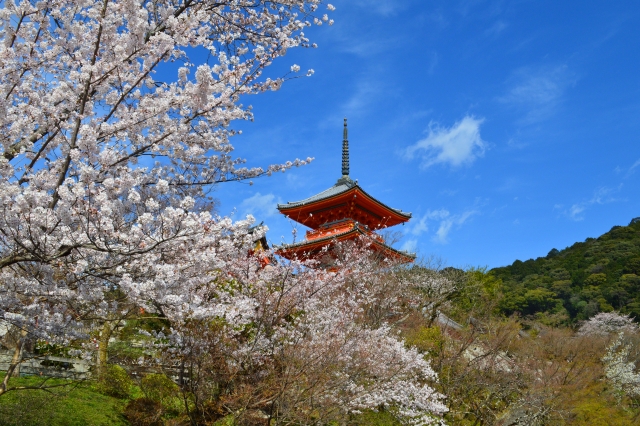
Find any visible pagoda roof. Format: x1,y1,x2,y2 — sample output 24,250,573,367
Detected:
275,222,416,262
277,177,411,230
278,177,358,209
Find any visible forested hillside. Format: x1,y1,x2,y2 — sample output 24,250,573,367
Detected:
492,218,640,324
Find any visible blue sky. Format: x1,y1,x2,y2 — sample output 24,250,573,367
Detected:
214,0,640,269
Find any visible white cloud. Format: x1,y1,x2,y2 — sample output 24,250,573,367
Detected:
405,116,486,168
410,215,429,236
285,172,308,189
354,0,403,16
616,158,640,179
340,36,400,57
427,208,451,220
320,77,390,127
485,21,508,38
499,65,577,124
239,192,281,220
568,204,585,221
401,239,417,253
440,189,459,197
434,220,453,244
432,210,476,244
318,78,384,124
560,185,623,221
427,51,439,74
407,208,477,245
590,185,621,205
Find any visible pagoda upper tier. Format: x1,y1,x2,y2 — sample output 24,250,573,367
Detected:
277,177,411,230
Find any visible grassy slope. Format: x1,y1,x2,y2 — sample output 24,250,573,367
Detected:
0,374,128,426
0,373,402,426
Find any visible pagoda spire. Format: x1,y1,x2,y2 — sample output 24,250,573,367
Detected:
341,118,349,178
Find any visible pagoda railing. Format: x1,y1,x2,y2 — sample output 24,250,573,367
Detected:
305,219,384,243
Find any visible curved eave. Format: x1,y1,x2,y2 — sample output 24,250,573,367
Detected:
275,227,416,263
278,179,357,209
277,183,411,228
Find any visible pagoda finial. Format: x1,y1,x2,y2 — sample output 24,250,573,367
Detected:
342,118,349,177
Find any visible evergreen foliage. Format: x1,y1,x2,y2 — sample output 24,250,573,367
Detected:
492,218,640,323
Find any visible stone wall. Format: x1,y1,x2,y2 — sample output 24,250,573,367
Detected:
0,349,91,380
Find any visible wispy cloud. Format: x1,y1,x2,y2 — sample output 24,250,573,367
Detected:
410,215,429,236
340,36,401,57
239,192,281,220
432,210,477,244
328,1,404,59
457,0,504,19
567,204,586,221
341,80,381,117
404,116,487,168
319,77,389,130
401,239,417,253
626,158,640,177
408,208,477,244
285,172,310,190
485,20,508,38
499,65,577,124
557,185,623,221
427,51,439,74
615,158,640,179
353,0,404,16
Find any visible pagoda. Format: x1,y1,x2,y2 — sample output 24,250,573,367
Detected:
276,119,415,264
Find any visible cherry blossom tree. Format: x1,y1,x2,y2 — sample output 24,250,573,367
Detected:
602,332,640,401
0,2,448,422
577,312,638,336
0,0,317,393
149,243,447,424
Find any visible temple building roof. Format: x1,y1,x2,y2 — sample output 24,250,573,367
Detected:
277,177,411,215
277,177,411,230
278,177,358,208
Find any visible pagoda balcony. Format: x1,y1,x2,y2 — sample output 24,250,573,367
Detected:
305,218,383,243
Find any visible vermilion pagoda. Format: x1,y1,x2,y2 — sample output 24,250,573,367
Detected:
276,119,415,264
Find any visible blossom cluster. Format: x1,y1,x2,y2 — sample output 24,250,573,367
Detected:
577,312,638,336
603,333,640,399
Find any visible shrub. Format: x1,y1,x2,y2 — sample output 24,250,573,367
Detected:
349,409,401,425
123,398,164,426
141,373,182,414
97,364,133,399
404,325,444,355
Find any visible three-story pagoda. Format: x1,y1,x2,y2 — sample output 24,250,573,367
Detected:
276,119,415,264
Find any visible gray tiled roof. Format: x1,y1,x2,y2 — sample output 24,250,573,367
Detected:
277,177,411,218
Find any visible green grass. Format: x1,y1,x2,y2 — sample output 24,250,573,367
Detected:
0,374,129,426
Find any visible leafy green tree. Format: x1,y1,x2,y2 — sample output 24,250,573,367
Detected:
491,219,640,322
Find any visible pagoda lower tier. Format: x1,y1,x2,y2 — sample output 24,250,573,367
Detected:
276,218,415,263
